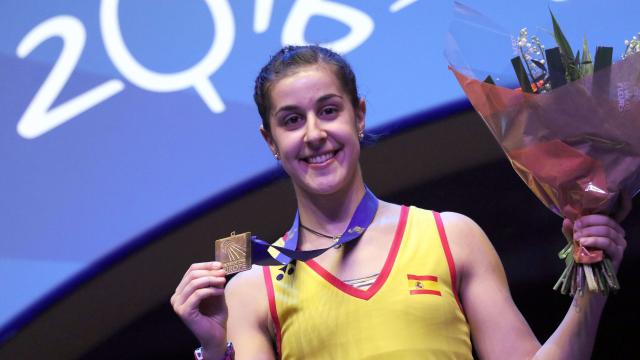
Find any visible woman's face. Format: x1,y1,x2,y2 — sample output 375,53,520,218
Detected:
261,64,365,196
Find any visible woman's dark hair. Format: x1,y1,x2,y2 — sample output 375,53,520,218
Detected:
254,45,360,132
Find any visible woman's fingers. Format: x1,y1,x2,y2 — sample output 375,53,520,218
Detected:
174,273,226,305
572,214,627,270
182,276,226,301
171,262,230,347
578,236,625,255
174,262,225,295
179,261,224,282
174,287,224,319
575,216,625,242
172,262,227,313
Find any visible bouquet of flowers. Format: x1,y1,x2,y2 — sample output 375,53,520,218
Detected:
447,2,640,295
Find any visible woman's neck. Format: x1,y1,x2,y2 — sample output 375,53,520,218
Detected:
294,173,366,239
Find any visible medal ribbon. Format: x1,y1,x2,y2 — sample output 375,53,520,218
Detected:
251,187,379,265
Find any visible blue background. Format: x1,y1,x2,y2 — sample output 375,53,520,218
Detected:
1,0,637,337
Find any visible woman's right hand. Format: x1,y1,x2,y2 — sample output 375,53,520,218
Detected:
171,261,228,353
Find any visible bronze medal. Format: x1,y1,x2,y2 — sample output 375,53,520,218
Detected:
214,232,252,274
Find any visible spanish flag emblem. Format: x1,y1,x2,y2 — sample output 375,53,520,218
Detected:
407,274,441,296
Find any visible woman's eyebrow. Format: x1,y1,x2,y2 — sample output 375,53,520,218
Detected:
274,94,343,116
274,104,300,116
316,93,343,103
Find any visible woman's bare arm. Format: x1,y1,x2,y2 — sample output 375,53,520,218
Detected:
442,212,626,360
224,266,276,360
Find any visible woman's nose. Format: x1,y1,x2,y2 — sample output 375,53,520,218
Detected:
303,115,327,145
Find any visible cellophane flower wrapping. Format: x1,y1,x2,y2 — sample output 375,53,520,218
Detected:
447,2,640,295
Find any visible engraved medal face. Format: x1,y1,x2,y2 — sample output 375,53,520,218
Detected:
214,232,252,274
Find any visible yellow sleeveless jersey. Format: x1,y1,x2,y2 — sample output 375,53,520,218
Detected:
262,206,472,359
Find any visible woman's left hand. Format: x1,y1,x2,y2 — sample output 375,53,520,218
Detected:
562,215,627,272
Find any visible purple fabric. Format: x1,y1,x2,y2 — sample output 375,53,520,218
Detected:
252,188,379,265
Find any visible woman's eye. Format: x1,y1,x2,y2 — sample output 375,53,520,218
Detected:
283,115,301,126
320,106,338,117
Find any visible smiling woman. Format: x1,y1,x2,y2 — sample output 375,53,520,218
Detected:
170,45,629,360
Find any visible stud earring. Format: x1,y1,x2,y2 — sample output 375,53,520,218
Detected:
358,131,364,141
274,152,280,160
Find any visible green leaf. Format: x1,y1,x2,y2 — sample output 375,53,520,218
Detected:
581,35,594,76
550,10,581,81
550,10,574,59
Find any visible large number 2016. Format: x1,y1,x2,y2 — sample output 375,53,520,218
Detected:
16,0,374,139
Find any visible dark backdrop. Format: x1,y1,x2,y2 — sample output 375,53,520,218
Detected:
81,159,640,359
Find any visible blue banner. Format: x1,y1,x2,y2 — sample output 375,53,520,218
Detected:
1,0,637,336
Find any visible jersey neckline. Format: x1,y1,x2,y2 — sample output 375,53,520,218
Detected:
304,205,409,301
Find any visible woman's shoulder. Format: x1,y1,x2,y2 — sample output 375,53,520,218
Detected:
400,205,479,226
383,203,484,238
437,211,501,278
225,265,271,327
439,211,481,229
227,265,267,293
401,207,487,245
438,211,491,248
226,265,270,306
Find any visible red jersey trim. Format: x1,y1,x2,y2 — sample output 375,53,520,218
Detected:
262,266,282,357
407,274,438,281
410,289,442,296
433,211,465,314
305,205,409,301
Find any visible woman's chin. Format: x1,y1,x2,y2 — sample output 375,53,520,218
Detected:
296,177,346,197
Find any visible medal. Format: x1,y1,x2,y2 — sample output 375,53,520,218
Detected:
214,231,252,274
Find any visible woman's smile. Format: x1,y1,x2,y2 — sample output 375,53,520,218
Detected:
302,149,340,165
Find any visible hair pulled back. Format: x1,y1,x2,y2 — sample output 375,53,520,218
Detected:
254,45,360,132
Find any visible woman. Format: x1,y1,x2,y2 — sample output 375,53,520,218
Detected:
171,45,627,359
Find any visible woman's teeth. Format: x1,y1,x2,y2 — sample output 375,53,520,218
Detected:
307,151,335,164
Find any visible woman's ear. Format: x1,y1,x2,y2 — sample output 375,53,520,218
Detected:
356,98,367,135
260,125,279,157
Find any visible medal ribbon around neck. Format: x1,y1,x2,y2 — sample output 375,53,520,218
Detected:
251,187,379,265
